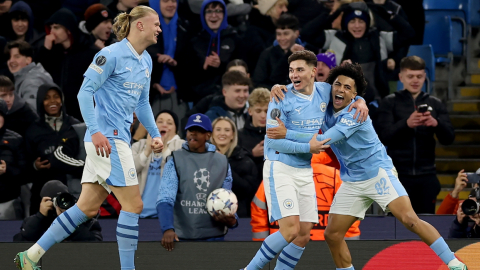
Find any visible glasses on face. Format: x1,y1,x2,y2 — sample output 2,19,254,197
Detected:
205,9,223,15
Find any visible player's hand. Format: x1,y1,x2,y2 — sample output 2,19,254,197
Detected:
44,32,56,50
309,135,330,154
290,44,305,54
270,84,288,102
266,118,287,139
94,39,105,49
457,203,467,224
35,157,51,170
91,132,112,158
348,98,369,122
406,111,424,128
161,229,179,251
213,210,237,227
251,140,264,157
387,58,395,70
151,137,164,153
452,169,468,199
0,160,6,175
39,197,54,217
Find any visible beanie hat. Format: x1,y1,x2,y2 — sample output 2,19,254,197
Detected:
156,110,180,134
341,2,370,33
40,180,69,199
84,4,114,32
316,51,336,69
257,0,284,15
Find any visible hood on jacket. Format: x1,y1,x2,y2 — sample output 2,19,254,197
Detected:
9,1,34,41
341,2,371,36
36,83,67,122
200,0,228,56
45,8,78,44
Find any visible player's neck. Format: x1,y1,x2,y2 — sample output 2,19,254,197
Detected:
297,82,314,95
126,36,147,55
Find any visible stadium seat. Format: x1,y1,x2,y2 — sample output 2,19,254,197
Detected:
396,45,435,93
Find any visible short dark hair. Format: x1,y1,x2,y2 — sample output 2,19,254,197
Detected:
205,2,223,11
222,70,252,87
400,56,426,71
288,50,317,67
226,59,249,73
326,63,367,97
275,13,299,31
10,10,29,21
5,40,33,58
0,76,14,92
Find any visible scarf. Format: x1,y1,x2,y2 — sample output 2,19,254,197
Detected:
159,10,178,90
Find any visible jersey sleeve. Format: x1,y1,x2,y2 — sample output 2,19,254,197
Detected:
83,49,117,87
328,110,365,139
135,61,160,139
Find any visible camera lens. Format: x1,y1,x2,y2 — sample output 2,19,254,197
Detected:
461,199,479,216
53,193,76,210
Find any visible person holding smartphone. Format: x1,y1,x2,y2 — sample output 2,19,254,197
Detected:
375,55,455,214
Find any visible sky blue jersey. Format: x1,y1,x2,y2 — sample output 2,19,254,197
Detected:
264,82,331,168
286,101,393,182
79,38,160,144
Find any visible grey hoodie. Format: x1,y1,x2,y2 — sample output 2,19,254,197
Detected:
14,63,54,110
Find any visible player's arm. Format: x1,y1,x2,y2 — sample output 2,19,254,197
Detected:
156,158,178,233
134,70,160,140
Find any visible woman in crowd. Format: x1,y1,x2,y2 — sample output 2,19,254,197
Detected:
132,110,184,218
211,116,257,218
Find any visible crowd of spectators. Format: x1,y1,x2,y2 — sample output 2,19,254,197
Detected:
0,0,474,241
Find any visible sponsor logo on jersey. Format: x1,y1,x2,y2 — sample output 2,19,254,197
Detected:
340,118,355,126
270,108,281,119
123,82,144,89
89,64,103,74
95,56,107,66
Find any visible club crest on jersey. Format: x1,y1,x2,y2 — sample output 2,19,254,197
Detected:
95,56,107,66
145,69,150,78
283,199,294,209
128,168,136,179
320,102,327,112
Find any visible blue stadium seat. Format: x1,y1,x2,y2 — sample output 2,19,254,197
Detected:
396,45,435,93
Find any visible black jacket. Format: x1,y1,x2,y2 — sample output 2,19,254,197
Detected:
0,129,27,203
5,93,38,138
375,90,455,175
238,117,265,184
36,8,99,122
26,83,83,213
228,145,258,218
13,212,102,242
448,217,480,238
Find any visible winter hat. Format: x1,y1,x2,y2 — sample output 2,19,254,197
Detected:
40,180,69,199
257,0,284,15
156,110,179,134
84,4,114,32
316,51,337,69
341,2,370,32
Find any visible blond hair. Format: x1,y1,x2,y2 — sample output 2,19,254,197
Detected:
113,6,158,40
248,88,270,107
266,0,288,17
211,117,238,158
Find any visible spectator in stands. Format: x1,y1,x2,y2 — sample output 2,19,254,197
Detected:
190,0,244,99
6,40,53,110
147,0,191,119
376,56,455,214
0,0,13,37
238,87,268,184
226,59,250,77
0,99,27,220
301,1,414,103
253,14,314,89
7,1,44,49
157,113,238,250
25,83,84,215
211,116,257,217
79,4,116,50
133,110,184,218
437,170,469,215
248,0,288,43
108,0,139,17
37,8,99,121
0,75,38,137
13,180,102,241
205,70,250,129
251,152,360,240
448,189,480,238
316,51,336,82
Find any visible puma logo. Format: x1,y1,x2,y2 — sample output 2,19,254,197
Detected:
126,67,132,72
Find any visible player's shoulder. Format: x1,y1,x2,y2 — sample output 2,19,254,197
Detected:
142,50,153,67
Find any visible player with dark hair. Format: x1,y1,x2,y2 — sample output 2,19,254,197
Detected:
15,6,163,270
268,63,467,270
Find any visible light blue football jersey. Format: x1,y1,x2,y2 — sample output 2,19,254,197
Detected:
264,82,331,168
81,38,160,144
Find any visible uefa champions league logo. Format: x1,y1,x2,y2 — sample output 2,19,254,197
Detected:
193,168,210,192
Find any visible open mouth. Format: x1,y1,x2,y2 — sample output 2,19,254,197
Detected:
293,80,301,87
49,105,58,110
334,94,344,105
160,130,167,136
317,72,325,78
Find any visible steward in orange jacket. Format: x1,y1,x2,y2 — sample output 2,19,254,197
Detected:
251,152,361,241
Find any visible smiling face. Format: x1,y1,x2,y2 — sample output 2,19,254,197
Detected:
7,47,32,74
156,112,176,143
332,75,357,111
92,19,112,41
212,120,234,148
43,89,62,117
223,84,249,111
12,18,28,37
399,68,426,96
160,0,177,19
275,28,298,51
289,59,316,92
248,103,268,127
186,126,210,152
347,18,366,38
139,13,162,45
204,3,224,32
316,61,331,82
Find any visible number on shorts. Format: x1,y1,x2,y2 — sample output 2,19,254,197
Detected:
375,178,390,195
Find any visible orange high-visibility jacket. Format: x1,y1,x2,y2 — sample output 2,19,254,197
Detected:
251,152,361,241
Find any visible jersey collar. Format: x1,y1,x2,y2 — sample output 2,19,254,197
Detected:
124,38,143,61
291,84,315,101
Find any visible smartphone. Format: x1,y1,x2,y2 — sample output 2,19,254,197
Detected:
417,104,429,113
466,173,480,183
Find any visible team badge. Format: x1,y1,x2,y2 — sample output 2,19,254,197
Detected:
145,69,150,78
95,56,107,66
320,102,327,112
128,168,136,179
283,199,294,209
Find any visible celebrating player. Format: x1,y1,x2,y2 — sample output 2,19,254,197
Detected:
268,63,467,270
242,50,368,270
15,6,163,270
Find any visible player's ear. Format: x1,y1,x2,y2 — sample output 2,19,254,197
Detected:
206,132,212,141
